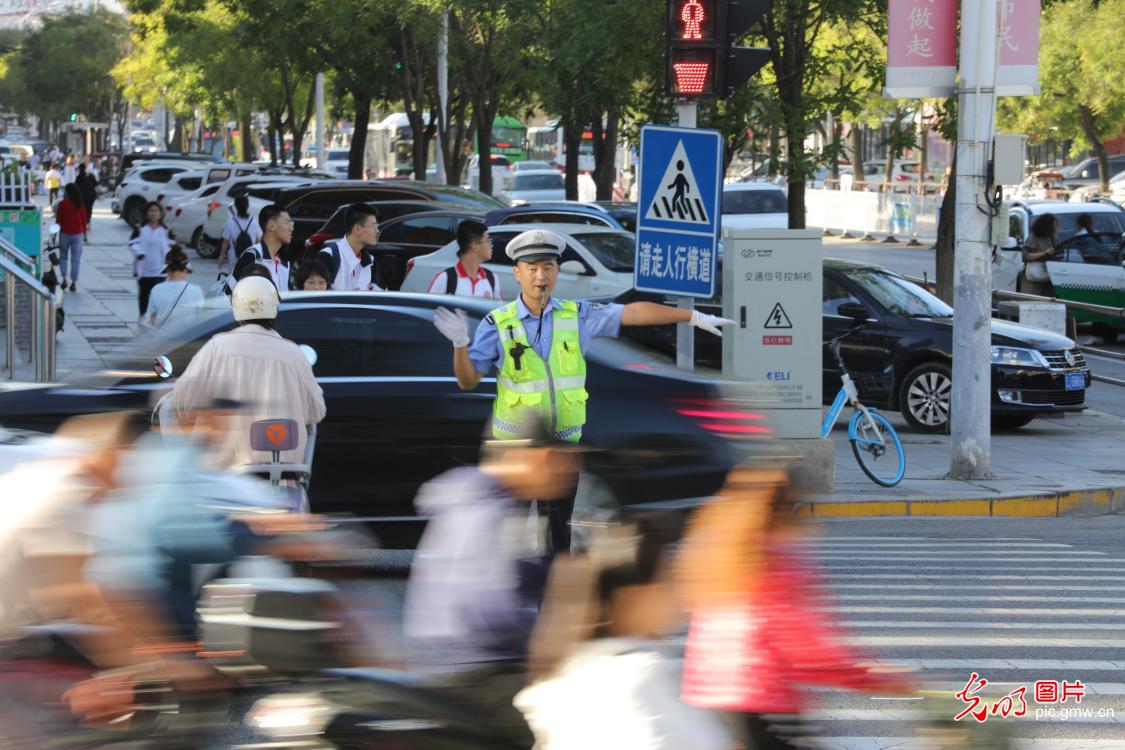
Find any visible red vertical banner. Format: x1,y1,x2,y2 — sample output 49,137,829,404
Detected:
997,0,1040,95
885,0,958,98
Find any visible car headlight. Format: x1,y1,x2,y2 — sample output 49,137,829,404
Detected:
991,346,1047,367
245,693,336,738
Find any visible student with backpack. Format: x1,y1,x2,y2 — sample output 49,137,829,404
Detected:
232,203,292,292
219,195,262,273
316,203,383,291
426,220,502,300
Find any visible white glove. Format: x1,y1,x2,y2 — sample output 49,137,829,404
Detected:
433,306,470,348
690,309,736,337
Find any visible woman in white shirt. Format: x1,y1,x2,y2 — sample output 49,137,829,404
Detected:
219,195,262,272
143,245,204,330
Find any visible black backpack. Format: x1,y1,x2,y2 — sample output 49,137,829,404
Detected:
444,265,496,295
233,216,254,257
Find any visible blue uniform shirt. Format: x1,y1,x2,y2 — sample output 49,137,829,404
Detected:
468,296,625,375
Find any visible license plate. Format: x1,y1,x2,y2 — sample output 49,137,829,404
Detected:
1065,372,1085,391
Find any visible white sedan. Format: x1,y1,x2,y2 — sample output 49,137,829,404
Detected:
498,170,566,205
401,223,635,301
720,182,789,230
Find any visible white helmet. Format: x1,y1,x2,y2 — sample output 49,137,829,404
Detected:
231,276,279,322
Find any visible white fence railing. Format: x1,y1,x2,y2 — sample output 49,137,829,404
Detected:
806,188,942,242
0,171,34,207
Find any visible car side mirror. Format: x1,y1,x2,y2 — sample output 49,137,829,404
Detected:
154,355,174,379
837,302,870,324
559,260,586,276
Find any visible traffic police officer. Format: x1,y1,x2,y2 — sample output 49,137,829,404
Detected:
433,229,733,547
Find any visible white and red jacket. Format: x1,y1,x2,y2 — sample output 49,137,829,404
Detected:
426,260,502,300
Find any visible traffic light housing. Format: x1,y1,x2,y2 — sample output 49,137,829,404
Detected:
665,0,772,100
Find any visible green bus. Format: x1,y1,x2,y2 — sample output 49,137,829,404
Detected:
478,116,527,162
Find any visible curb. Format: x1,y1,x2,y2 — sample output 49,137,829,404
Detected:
803,486,1125,519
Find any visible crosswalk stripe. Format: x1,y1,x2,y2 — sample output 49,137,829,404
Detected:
846,635,1125,648
820,565,1125,572
807,536,1046,541
836,593,1125,603
800,739,1125,749
806,541,1077,548
828,574,1125,581
813,555,1117,562
827,606,1125,616
836,620,1125,631
862,658,1125,669
830,584,1125,591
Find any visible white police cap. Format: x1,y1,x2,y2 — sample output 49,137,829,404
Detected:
505,229,565,264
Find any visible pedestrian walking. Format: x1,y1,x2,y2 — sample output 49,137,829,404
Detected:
54,183,88,292
231,204,292,292
45,164,61,205
431,228,734,551
76,163,98,240
142,244,203,330
426,219,501,299
1019,213,1058,297
677,469,912,749
129,201,174,319
316,203,383,291
218,194,261,273
61,155,77,185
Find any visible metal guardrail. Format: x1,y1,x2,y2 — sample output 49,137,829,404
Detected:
993,289,1125,321
0,234,55,382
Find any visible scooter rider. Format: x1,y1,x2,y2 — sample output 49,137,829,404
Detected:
432,228,734,549
170,276,325,469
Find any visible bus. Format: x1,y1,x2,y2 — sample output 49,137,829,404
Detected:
527,119,595,172
366,112,435,178
478,116,527,162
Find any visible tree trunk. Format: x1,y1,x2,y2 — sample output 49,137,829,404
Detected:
1078,105,1109,192
240,113,253,163
849,124,864,189
563,118,580,201
768,125,780,177
348,92,371,179
935,151,957,304
267,120,278,165
474,106,495,195
592,110,619,201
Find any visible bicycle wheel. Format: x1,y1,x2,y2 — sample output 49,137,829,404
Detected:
849,410,906,487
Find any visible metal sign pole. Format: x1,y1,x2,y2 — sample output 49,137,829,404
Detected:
676,100,697,371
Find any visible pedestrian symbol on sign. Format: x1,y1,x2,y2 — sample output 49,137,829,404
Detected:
644,140,709,224
763,302,793,329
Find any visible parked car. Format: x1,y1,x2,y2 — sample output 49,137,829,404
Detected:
156,169,209,214
1060,155,1125,190
1069,169,1125,205
190,178,319,258
498,169,567,204
367,209,487,290
994,200,1125,293
465,153,511,191
304,201,465,257
166,182,226,247
200,180,324,256
592,201,638,232
511,160,556,173
484,202,626,230
0,294,736,545
323,147,352,178
402,223,636,300
720,183,789,230
264,180,505,260
112,163,198,226
860,160,936,185
115,151,223,183
1043,232,1125,343
616,258,1091,433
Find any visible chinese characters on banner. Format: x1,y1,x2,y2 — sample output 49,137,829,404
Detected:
885,0,957,97
885,0,1040,99
996,0,1041,94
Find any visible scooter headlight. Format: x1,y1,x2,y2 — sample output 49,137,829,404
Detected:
246,692,336,738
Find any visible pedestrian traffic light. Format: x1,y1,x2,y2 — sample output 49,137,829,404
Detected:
665,0,773,100
68,113,77,122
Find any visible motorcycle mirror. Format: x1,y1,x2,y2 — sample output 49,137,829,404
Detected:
298,344,318,367
154,355,174,379
48,223,61,235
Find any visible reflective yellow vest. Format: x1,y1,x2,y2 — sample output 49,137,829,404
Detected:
491,299,588,442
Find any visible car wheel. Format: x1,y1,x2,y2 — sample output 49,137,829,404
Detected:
196,234,219,259
190,227,202,250
123,198,146,228
993,413,1037,430
899,361,952,433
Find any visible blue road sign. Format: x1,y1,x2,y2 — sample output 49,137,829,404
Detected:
634,125,723,298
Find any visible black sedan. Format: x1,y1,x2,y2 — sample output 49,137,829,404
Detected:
0,293,737,543
618,258,1091,433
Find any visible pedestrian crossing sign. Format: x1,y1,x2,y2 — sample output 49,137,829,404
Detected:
635,125,723,298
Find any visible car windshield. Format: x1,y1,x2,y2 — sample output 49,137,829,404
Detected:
513,174,563,191
326,149,349,160
1055,212,1125,238
518,161,553,171
722,189,787,214
579,233,635,272
845,268,953,317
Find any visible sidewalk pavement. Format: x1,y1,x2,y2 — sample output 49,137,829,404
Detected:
811,407,1125,519
6,200,1123,519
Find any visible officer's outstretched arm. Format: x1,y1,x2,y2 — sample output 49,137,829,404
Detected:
453,347,483,391
621,302,735,336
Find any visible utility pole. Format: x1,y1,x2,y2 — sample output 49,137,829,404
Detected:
315,72,325,170
950,0,998,479
435,13,448,184
676,100,697,371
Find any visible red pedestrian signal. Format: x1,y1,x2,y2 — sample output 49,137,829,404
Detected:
665,0,772,100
